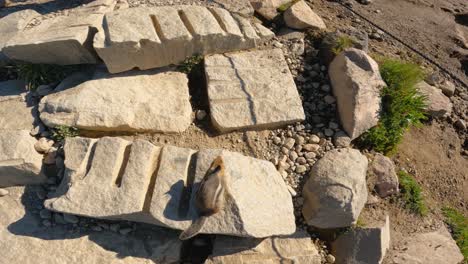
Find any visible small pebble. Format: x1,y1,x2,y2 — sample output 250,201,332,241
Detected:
196,110,207,120
63,214,79,224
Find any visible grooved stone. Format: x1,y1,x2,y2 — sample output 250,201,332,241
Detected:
45,137,295,238
205,49,305,132
39,71,192,133
94,6,273,73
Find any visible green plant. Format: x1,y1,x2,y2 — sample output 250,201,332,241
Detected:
398,171,427,216
51,125,79,142
277,0,300,12
442,207,468,261
16,63,78,90
332,35,355,54
359,59,427,154
177,55,203,74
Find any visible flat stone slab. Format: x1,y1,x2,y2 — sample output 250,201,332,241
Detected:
0,130,46,187
0,80,38,132
45,137,295,238
205,231,322,263
39,71,192,133
204,49,305,133
94,5,274,73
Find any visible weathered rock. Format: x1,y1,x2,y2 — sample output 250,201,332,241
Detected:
372,153,398,197
389,226,464,264
205,49,305,133
302,148,368,228
284,0,326,30
46,137,295,237
329,48,385,139
34,137,54,154
39,71,192,133
439,80,456,97
319,28,369,67
0,80,38,132
3,13,101,65
1,186,182,264
0,9,40,64
214,0,254,17
94,6,273,73
250,0,290,20
0,130,46,187
415,81,452,118
332,216,390,264
205,230,322,263
333,131,352,148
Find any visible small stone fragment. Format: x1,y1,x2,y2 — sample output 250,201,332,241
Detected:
63,214,79,224
284,0,326,30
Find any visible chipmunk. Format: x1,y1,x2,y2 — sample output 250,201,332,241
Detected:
179,156,227,240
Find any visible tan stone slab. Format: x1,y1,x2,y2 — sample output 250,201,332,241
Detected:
0,80,38,132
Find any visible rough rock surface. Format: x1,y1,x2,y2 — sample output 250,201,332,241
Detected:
320,29,369,66
205,231,322,263
94,5,273,73
0,80,37,131
0,130,46,187
0,186,182,264
389,226,464,264
415,81,453,118
372,153,399,197
214,0,254,17
39,71,192,133
284,0,326,30
205,49,305,132
0,9,40,63
250,0,290,20
46,137,295,238
329,48,385,139
3,14,101,65
332,216,390,264
302,148,368,228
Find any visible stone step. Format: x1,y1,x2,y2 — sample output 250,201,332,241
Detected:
204,49,305,133
45,137,295,238
94,5,274,73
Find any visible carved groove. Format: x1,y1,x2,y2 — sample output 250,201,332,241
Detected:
115,144,132,187
142,147,163,212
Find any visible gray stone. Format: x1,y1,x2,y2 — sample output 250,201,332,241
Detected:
333,131,351,148
205,230,322,263
46,137,295,237
372,154,398,197
0,9,40,64
319,28,369,67
329,48,385,139
332,216,390,264
415,81,452,118
250,0,290,20
205,49,305,133
389,226,464,264
0,80,38,132
0,130,46,187
39,70,192,133
302,148,368,228
94,6,273,73
214,0,254,17
63,214,79,224
284,0,326,30
439,80,456,97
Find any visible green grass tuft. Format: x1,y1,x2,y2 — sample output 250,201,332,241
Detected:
332,35,355,55
51,125,79,142
442,207,468,261
359,59,427,154
177,55,203,74
277,0,300,13
16,63,80,90
398,171,427,216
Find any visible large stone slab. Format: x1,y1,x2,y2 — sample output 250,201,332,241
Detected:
302,148,368,229
205,231,322,263
0,80,37,132
205,49,305,133
329,48,386,139
93,6,274,73
46,137,295,238
39,71,192,133
0,130,46,187
0,9,40,64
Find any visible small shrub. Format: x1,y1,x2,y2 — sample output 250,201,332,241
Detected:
332,35,355,55
442,207,468,261
177,55,203,74
51,125,79,142
17,63,79,90
359,59,427,154
277,0,300,13
398,171,427,216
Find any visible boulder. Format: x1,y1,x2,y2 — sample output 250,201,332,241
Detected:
205,49,305,133
415,81,452,118
319,28,369,66
284,0,326,30
214,0,254,17
0,80,38,132
372,153,398,197
39,70,192,133
46,137,295,238
302,148,368,228
205,230,322,263
250,0,290,20
389,226,464,264
94,6,273,73
0,130,46,187
0,9,40,64
329,48,385,139
332,216,390,264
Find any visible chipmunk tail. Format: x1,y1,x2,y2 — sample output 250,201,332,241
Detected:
179,216,207,240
